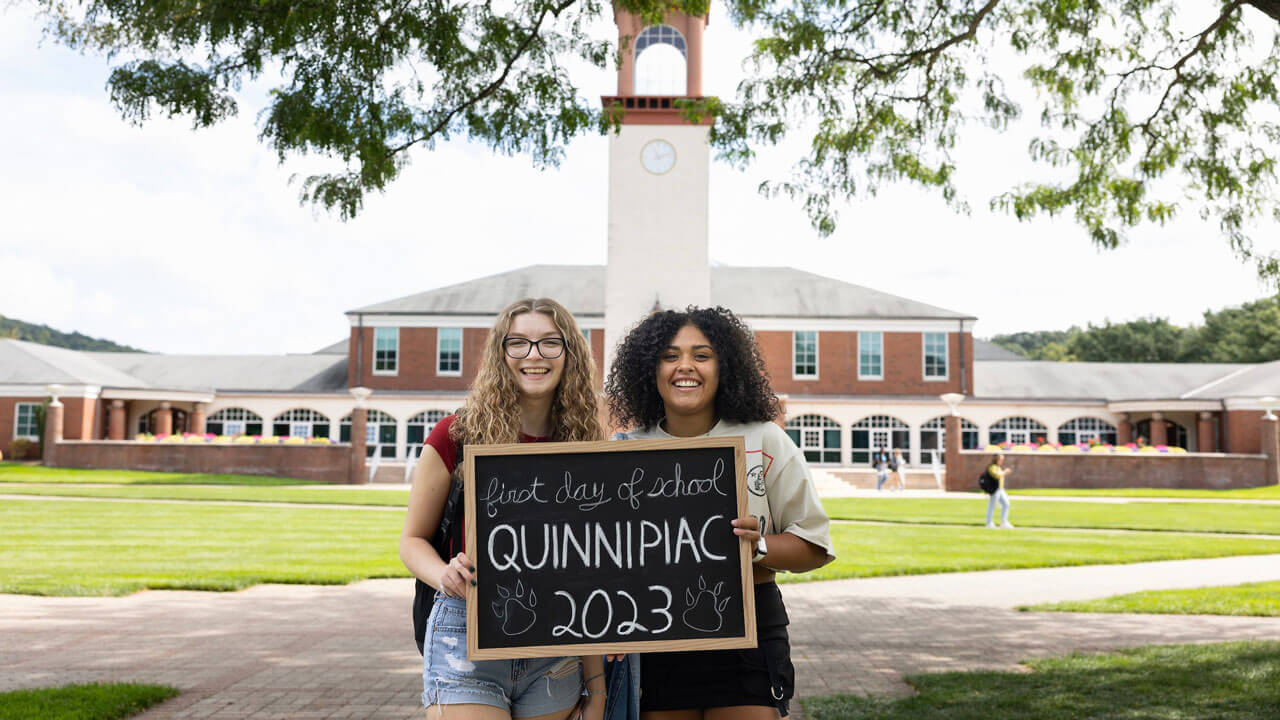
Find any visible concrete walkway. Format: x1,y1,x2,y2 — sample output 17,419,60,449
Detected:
3,556,1279,718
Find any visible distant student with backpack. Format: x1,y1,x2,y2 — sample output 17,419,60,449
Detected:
983,453,1014,529
400,298,606,720
872,447,892,491
891,449,907,491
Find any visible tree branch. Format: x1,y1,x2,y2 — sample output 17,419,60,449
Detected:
386,0,579,157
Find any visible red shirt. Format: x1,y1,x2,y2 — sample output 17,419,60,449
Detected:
424,414,551,558
424,414,552,473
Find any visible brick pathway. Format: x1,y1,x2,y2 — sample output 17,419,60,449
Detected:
3,557,1279,718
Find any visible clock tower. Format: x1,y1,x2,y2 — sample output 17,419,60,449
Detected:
603,5,713,371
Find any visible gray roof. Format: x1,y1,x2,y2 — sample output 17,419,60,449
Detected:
1182,359,1280,399
974,361,1250,401
0,340,147,388
973,339,1026,361
348,265,975,320
87,353,348,393
314,338,349,355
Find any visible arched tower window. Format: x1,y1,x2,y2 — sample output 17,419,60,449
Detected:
634,25,687,95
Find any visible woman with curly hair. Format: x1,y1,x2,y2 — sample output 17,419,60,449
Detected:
605,306,835,720
401,297,606,720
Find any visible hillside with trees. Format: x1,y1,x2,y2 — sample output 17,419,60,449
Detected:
1,315,142,352
989,296,1280,363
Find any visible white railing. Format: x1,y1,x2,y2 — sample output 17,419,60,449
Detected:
367,444,383,483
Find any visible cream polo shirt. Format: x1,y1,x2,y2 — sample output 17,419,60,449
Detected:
623,420,836,567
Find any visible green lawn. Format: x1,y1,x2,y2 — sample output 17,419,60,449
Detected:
0,483,410,506
0,498,408,596
801,641,1280,720
1014,485,1280,500
8,496,1280,596
822,496,1280,535
0,462,313,486
1026,580,1280,617
773,523,1280,583
0,683,177,720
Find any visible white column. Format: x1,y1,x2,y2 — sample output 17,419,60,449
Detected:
909,424,922,466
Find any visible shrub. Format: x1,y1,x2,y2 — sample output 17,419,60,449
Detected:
10,438,41,460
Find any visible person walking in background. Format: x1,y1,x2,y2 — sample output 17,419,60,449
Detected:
891,449,907,491
873,447,892,491
985,452,1014,529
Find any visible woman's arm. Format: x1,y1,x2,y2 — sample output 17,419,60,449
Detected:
400,445,472,595
578,654,606,720
732,517,829,574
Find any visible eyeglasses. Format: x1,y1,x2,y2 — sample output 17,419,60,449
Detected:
502,336,566,359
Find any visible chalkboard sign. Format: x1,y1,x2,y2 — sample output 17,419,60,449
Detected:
463,437,756,660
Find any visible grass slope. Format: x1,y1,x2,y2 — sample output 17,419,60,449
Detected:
1027,580,1280,617
0,463,312,486
1015,485,1280,500
822,496,1280,535
0,683,177,720
0,483,409,506
775,523,1280,583
0,498,407,596
802,641,1280,720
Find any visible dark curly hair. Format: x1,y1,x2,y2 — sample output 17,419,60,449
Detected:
606,306,781,430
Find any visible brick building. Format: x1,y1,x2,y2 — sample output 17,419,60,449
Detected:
2,263,1279,474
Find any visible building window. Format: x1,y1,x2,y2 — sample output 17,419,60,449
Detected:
634,24,687,95
989,416,1048,445
858,331,883,379
920,416,979,465
793,331,817,379
207,408,263,437
1058,417,1118,446
341,409,398,458
374,327,398,374
581,328,591,342
784,414,841,464
14,403,39,439
271,409,330,439
1134,419,1189,449
923,332,948,379
437,328,462,375
406,410,448,459
850,415,909,465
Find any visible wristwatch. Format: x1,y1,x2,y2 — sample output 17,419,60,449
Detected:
753,535,768,562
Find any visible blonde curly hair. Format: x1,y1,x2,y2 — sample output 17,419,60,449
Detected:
451,297,603,445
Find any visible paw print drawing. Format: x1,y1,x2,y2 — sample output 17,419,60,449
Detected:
681,576,731,633
492,580,538,636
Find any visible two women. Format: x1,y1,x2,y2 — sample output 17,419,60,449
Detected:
401,300,834,720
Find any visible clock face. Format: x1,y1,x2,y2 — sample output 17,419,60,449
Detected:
641,139,677,175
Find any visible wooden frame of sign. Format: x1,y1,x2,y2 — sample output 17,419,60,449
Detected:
464,436,756,660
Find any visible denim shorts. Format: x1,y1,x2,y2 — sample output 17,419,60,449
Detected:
422,595,582,717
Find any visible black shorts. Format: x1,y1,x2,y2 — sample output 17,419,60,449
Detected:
639,582,793,715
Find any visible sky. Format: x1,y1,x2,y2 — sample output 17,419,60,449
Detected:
1,5,1278,355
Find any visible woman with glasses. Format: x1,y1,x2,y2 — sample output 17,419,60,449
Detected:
401,297,607,720
604,306,834,720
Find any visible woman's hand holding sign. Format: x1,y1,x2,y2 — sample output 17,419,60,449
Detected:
439,552,475,598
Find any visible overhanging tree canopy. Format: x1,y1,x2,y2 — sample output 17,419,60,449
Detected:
31,0,1280,280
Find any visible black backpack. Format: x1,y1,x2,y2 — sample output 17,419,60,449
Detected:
978,469,999,494
413,443,465,655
